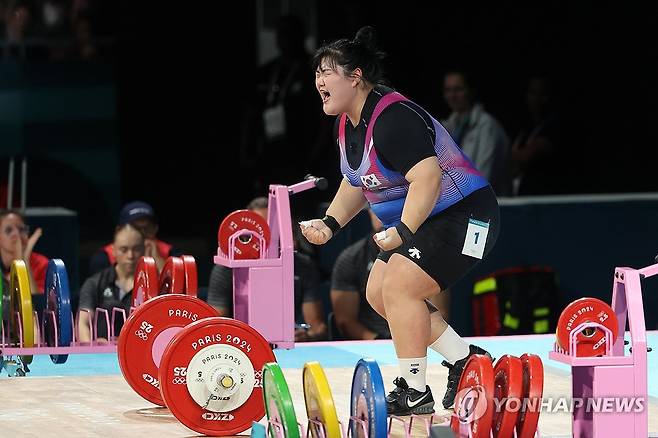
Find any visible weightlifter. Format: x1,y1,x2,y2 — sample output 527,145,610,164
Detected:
300,27,500,415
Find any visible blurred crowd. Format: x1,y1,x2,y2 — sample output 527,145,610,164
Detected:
0,0,115,61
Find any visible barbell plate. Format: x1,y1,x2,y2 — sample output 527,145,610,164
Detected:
450,354,494,438
491,355,523,438
159,256,186,295
181,255,198,297
556,297,618,356
132,256,159,308
350,358,387,438
264,362,300,438
9,260,34,365
186,342,255,412
44,259,73,364
303,361,341,438
117,294,217,406
218,210,270,259
159,316,275,436
516,354,544,438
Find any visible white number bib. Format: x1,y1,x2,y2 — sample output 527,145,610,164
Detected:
462,218,490,259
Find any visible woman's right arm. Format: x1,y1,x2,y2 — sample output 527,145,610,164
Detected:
325,178,368,226
300,178,367,245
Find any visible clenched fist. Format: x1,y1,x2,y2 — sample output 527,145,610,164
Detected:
299,219,332,245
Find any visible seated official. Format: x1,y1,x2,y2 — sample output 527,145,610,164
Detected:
78,223,144,342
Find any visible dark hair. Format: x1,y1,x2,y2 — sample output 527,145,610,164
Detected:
0,208,26,223
312,26,387,86
113,223,144,240
444,69,476,91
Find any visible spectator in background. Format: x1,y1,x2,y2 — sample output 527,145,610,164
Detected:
78,223,144,342
72,10,97,60
2,0,111,62
2,0,33,59
442,70,511,195
207,196,327,342
510,75,562,195
239,14,330,190
89,201,180,275
0,209,46,301
330,209,390,340
34,0,70,60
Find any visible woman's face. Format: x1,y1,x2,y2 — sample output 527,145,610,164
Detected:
0,213,28,252
315,59,358,116
443,73,472,113
113,226,145,274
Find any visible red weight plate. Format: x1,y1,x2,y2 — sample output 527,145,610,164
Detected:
556,297,618,356
451,354,494,438
181,255,198,297
159,256,186,294
159,316,275,436
132,257,159,308
218,210,270,259
516,354,544,438
117,294,218,406
491,355,523,438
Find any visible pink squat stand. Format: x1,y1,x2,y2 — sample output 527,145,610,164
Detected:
214,177,326,349
549,261,656,438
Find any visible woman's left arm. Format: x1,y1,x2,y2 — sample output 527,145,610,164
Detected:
374,157,442,251
400,156,443,232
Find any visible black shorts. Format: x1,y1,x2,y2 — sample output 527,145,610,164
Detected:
377,185,500,290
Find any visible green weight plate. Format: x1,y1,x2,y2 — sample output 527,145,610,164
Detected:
263,362,299,438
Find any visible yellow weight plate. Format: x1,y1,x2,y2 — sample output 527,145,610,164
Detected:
303,361,341,438
10,260,34,364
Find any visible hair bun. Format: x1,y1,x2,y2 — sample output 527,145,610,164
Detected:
354,26,378,51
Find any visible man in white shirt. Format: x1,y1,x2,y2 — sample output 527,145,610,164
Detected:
442,71,511,195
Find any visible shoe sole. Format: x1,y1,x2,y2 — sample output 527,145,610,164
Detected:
410,403,435,415
388,402,435,416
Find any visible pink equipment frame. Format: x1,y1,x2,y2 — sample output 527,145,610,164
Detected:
214,176,326,349
549,260,657,438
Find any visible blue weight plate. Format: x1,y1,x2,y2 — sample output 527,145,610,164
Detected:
44,259,73,364
350,358,387,438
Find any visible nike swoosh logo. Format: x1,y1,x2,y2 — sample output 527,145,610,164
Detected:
406,394,427,409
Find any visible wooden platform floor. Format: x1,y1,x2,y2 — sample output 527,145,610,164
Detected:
2,364,658,437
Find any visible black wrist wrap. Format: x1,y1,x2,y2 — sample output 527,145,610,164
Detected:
395,221,414,243
322,215,341,236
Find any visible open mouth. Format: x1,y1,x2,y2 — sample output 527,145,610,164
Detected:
320,90,331,103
